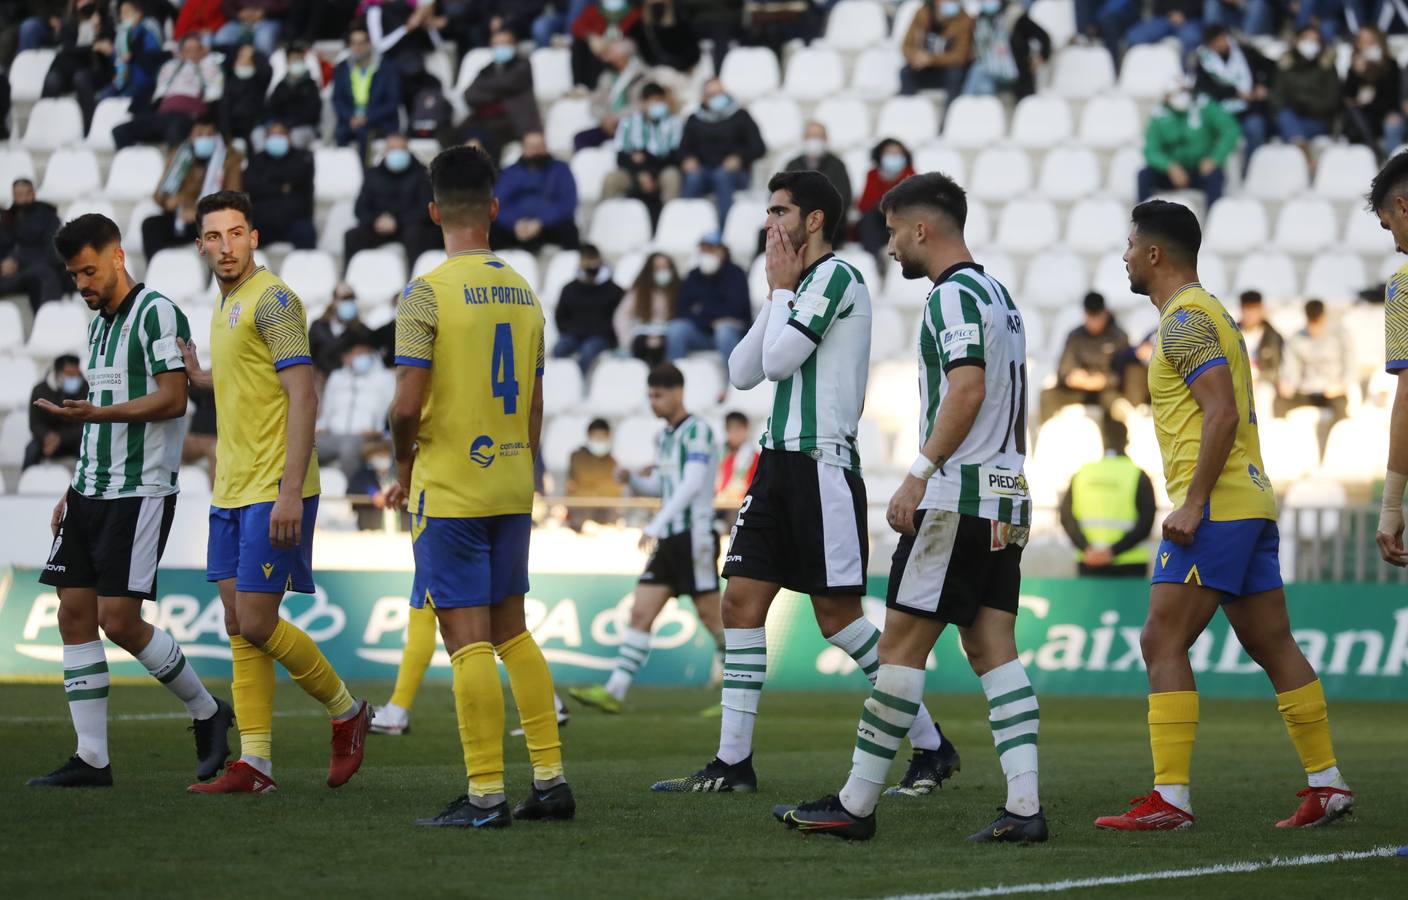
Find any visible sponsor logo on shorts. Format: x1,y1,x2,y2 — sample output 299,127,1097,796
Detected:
261,562,274,579
470,435,496,468
725,554,743,563
43,564,66,573
1160,552,1170,569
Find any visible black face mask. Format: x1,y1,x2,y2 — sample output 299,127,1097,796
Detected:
522,154,550,168
78,4,96,17
581,267,601,281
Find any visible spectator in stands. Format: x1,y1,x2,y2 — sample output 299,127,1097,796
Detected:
629,0,700,74
13,2,66,57
316,333,396,476
1194,24,1275,171
212,0,288,59
182,385,218,474
530,1,573,47
681,0,741,78
1093,1,1201,62
1039,292,1131,424
1344,26,1405,160
602,81,683,225
365,0,448,114
900,0,974,97
460,28,542,161
716,410,757,514
244,121,316,249
310,283,374,376
553,244,624,375
964,1,1051,99
113,34,224,149
263,42,323,149
1276,298,1352,423
782,122,853,221
1060,418,1156,578
219,42,273,146
344,134,439,267
491,131,581,252
1238,289,1284,389
678,79,765,225
142,117,243,259
98,1,165,112
174,0,227,39
858,139,916,260
24,355,86,470
577,37,647,149
667,232,750,364
566,418,623,530
332,25,402,153
39,1,114,133
615,251,678,366
1137,79,1239,207
0,179,66,311
1274,26,1343,162
1202,0,1276,35
571,0,644,89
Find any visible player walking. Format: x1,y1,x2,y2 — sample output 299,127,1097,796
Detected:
775,173,1044,843
181,191,371,794
652,171,958,797
1094,201,1352,831
385,145,573,829
570,363,726,714
27,213,233,788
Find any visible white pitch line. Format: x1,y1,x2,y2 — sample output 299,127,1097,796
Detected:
0,710,324,724
877,846,1403,900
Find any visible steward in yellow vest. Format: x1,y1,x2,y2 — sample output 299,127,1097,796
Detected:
1059,419,1155,577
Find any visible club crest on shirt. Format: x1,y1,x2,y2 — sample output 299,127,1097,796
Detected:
227,302,242,329
469,434,496,468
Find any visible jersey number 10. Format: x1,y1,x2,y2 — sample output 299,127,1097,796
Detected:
491,322,519,414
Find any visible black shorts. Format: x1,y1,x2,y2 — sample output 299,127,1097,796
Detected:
640,529,720,597
886,509,1024,626
722,448,868,596
38,488,177,600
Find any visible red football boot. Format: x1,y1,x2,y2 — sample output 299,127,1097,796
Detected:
1094,793,1195,831
188,760,277,794
328,700,371,788
1276,786,1354,828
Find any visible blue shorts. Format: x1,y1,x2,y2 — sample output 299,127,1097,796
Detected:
410,514,531,609
207,496,319,594
1151,509,1282,600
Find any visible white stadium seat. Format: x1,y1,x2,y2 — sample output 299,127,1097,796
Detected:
1272,197,1338,255
17,463,72,496
346,249,408,310
1032,410,1103,487
1021,251,1089,311
1052,46,1116,98
1029,0,1077,45
1258,419,1321,483
675,356,725,414
279,250,338,308
0,303,26,353
313,147,363,201
1302,252,1366,302
721,382,774,419
814,96,874,151
62,198,117,222
453,46,495,96
318,200,357,257
722,198,767,263
540,250,581,308
719,47,781,103
23,97,84,150
750,96,804,150
1105,146,1145,202
1244,144,1310,199
9,49,57,102
875,96,939,148
1036,146,1100,202
890,0,924,44
26,302,90,359
1233,251,1300,301
1078,95,1141,148
1320,419,1385,482
871,306,906,361
782,46,845,101
1092,253,1143,309
37,147,101,204
413,250,448,279
1117,43,1185,99
544,97,595,158
0,149,37,206
569,145,616,204
542,413,590,472
823,0,888,49
1010,94,1073,148
0,356,37,412
1204,198,1270,256
494,249,540,292
1199,253,1230,299
587,358,650,417
851,48,902,99
970,147,1032,202
912,144,967,185
1284,478,1347,537
614,251,648,290
542,358,584,417
86,97,132,151
1344,204,1390,254
123,199,159,260
530,46,573,102
943,95,1007,147
995,199,1060,254
1313,144,1378,200
319,467,348,499
588,198,654,258
0,411,29,467
1064,198,1128,254
144,249,208,304
103,146,165,201
865,360,920,427
178,465,212,496
962,201,993,247
612,415,662,470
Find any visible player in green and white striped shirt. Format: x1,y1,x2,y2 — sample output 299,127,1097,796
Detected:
570,364,725,714
29,214,232,790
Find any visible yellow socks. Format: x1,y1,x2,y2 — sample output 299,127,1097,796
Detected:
1148,691,1199,787
263,619,354,718
1277,679,1338,777
452,642,505,799
230,634,275,760
497,630,564,784
389,604,437,711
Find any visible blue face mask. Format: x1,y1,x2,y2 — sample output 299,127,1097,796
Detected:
385,148,412,173
880,152,907,177
940,1,961,16
350,353,374,375
707,93,730,113
192,135,216,159
981,0,1002,14
62,375,84,395
336,299,359,321
493,44,515,65
265,134,290,158
648,100,669,120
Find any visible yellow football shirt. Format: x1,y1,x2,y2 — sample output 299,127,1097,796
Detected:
208,266,321,509
1148,283,1276,522
1386,261,1408,372
395,250,545,518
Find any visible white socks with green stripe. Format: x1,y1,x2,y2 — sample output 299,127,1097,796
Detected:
840,664,924,817
604,627,652,701
63,641,111,768
717,626,766,764
827,617,944,752
982,658,1041,817
136,626,218,720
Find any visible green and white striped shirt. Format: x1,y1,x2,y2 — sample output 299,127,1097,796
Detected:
648,414,717,538
614,110,683,160
917,262,1031,525
72,284,191,499
762,254,870,473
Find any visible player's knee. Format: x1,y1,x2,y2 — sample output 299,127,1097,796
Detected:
721,592,762,628
1139,621,1181,664
239,615,276,647
97,606,144,648
55,602,93,638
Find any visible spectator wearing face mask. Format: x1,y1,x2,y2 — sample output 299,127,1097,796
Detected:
1275,26,1343,162
858,139,916,260
1276,299,1352,425
25,355,87,470
962,0,1050,99
616,251,679,366
628,0,700,74
1094,1,1202,63
1344,25,1404,161
901,0,975,97
218,42,273,145
332,25,402,153
602,82,683,225
571,0,645,89
460,29,542,162
678,78,766,225
716,410,757,515
262,42,323,149
576,37,647,150
316,334,397,476
566,418,624,530
112,33,225,148
39,0,115,133
782,122,853,221
491,131,581,252
667,232,750,364
1194,24,1276,172
310,284,374,376
174,0,228,39
141,116,243,259
553,244,624,376
93,1,165,116
0,178,67,311
243,121,316,249
343,134,440,268
1136,80,1239,207
212,0,288,59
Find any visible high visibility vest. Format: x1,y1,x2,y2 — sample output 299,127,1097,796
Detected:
1071,454,1150,566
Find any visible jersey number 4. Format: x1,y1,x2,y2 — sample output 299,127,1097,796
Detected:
491,322,519,414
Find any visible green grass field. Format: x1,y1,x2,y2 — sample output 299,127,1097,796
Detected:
2,682,1405,899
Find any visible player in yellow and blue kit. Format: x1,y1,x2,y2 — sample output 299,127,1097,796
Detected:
384,145,573,829
1094,200,1352,833
180,191,370,795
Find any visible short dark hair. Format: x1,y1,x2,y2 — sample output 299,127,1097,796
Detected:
341,332,375,353
1083,291,1106,314
429,144,496,226
1130,199,1201,262
647,362,684,389
767,170,844,245
1367,150,1408,211
196,190,254,231
580,243,602,260
588,418,611,433
12,176,33,190
1239,289,1263,307
54,213,122,260
54,354,80,373
1101,417,1129,453
641,81,665,99
725,411,749,428
878,170,968,232
1305,299,1326,322
1202,23,1228,43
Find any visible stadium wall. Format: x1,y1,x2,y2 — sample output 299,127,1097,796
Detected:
1,567,1404,700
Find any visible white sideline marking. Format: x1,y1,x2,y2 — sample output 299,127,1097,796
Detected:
0,710,324,724
877,847,1402,900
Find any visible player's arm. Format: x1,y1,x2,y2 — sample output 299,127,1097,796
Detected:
627,470,662,496
1378,273,1408,564
643,428,712,537
758,223,838,382
385,279,437,509
34,371,187,423
176,338,213,390
727,306,768,389
272,363,317,549
530,334,544,459
887,365,986,536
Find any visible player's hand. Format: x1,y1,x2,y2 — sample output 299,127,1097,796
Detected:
1161,503,1202,547
1377,506,1408,566
176,338,213,390
33,398,98,421
382,480,410,511
886,476,925,537
50,494,66,538
1083,546,1114,567
269,492,303,550
764,223,805,293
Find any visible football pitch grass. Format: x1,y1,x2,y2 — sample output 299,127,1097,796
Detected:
2,683,1405,899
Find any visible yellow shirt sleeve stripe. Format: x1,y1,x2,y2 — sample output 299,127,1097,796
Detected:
395,278,438,367
253,284,312,370
1159,307,1227,385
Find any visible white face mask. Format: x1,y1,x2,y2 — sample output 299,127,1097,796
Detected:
802,137,826,158
1364,45,1384,63
1298,40,1321,60
587,439,612,457
1168,90,1192,112
697,252,722,275
653,268,673,287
